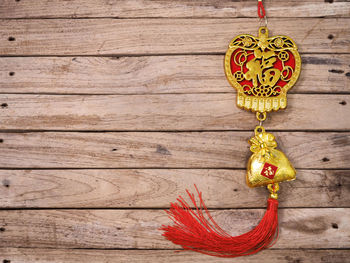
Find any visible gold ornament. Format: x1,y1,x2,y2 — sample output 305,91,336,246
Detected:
246,126,296,189
161,3,302,257
224,26,301,191
224,27,301,113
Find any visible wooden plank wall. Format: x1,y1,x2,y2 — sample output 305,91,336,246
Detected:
0,0,349,262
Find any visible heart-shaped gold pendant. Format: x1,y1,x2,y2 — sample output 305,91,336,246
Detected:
224,27,301,113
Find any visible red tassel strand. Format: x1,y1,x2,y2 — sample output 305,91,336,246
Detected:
161,186,279,258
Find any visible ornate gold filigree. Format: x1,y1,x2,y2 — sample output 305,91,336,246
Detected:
224,27,301,113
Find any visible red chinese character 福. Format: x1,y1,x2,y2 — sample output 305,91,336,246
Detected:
261,163,278,179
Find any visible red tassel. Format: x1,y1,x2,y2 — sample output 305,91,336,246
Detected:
161,186,278,258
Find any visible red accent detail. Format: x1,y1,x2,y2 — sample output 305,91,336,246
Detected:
274,50,296,89
230,49,254,92
258,1,266,18
161,186,279,258
230,48,296,96
261,163,278,179
275,87,281,92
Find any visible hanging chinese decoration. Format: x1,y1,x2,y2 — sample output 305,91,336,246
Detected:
161,0,301,258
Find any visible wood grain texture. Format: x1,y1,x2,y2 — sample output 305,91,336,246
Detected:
0,0,349,258
1,0,349,18
0,169,347,208
0,94,349,131
1,248,349,263
0,18,349,55
0,208,348,249
0,132,348,169
1,54,349,94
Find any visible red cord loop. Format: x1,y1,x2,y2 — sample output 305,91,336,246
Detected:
257,0,266,18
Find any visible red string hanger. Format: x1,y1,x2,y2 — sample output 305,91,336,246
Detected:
257,0,266,18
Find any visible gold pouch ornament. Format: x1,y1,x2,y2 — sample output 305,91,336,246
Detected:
247,126,296,188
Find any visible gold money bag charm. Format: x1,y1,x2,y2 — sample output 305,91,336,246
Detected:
247,126,296,188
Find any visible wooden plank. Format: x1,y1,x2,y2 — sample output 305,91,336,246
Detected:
0,208,348,249
0,94,349,131
0,18,349,55
0,169,347,208
0,132,348,169
1,54,349,94
0,0,349,18
1,248,349,263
